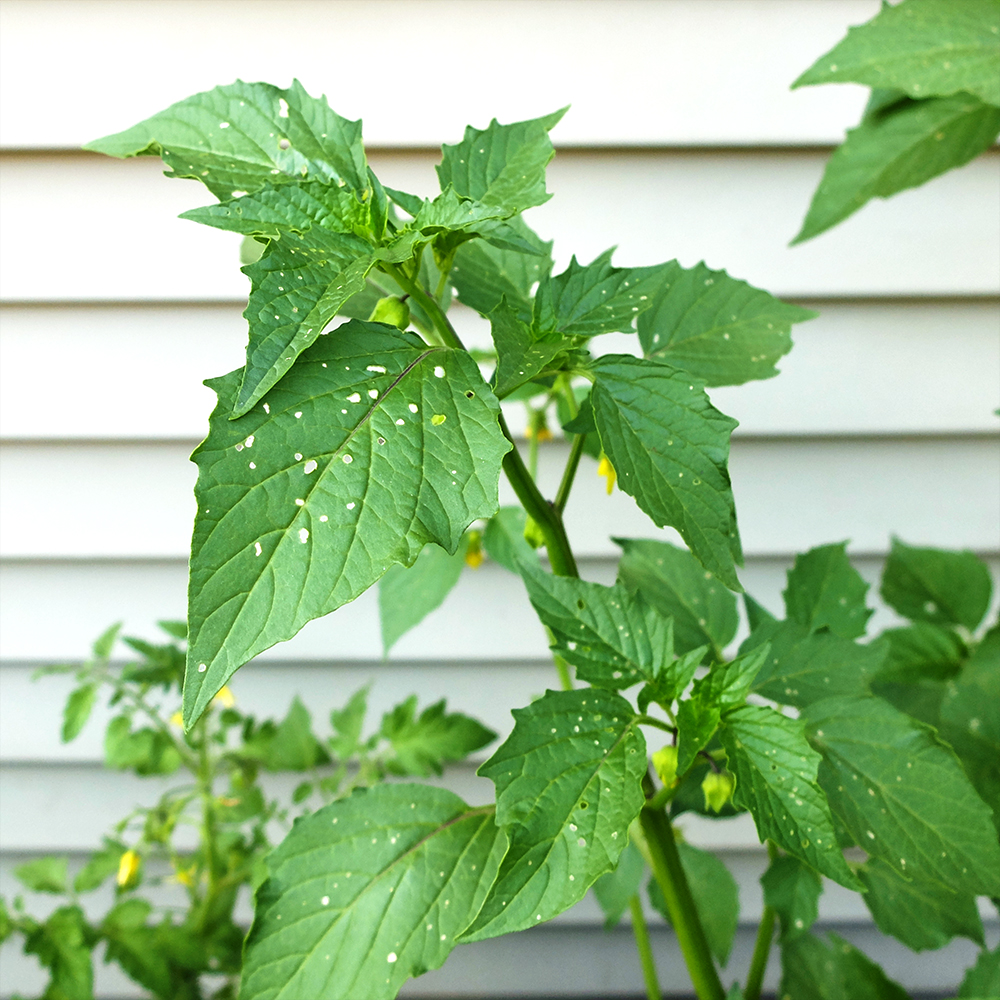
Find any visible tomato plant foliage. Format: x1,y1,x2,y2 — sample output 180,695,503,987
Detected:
76,4,1000,995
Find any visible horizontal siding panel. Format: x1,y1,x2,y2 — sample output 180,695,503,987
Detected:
2,438,996,560
3,301,997,440
6,554,997,666
2,151,998,303
0,1,879,150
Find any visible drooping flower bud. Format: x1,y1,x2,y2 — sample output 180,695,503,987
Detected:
701,770,736,813
652,745,680,788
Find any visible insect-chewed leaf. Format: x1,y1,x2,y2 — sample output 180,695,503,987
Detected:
636,261,813,386
437,109,566,214
85,79,370,200
792,93,1000,243
533,250,665,337
792,0,1000,107
782,542,873,639
461,689,646,941
719,704,860,889
183,320,510,725
615,538,738,656
803,695,1000,897
591,357,742,591
239,784,505,1000
521,570,673,689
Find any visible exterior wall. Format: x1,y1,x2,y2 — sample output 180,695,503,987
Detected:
1,1,998,996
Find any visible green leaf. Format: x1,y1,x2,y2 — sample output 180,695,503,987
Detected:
744,592,777,631
793,92,1000,243
803,695,1000,896
533,250,664,337
960,943,1000,999
793,0,1000,106
74,839,128,894
783,542,874,639
380,696,496,776
615,538,738,657
234,229,378,415
648,841,739,966
743,620,887,709
104,716,181,775
15,857,68,895
676,698,721,775
638,644,707,716
157,619,187,641
408,186,510,237
240,784,505,1000
92,621,122,659
761,854,822,940
329,686,368,759
592,357,742,591
694,644,769,708
181,180,371,238
436,108,566,213
482,506,538,573
85,79,370,200
488,299,573,398
379,541,466,653
591,840,645,929
462,689,647,940
262,697,330,771
451,216,554,322
61,684,98,743
637,261,814,386
719,704,860,888
183,321,509,724
101,900,181,1000
858,856,984,952
880,537,993,630
877,621,967,681
779,932,910,1000
521,570,673,689
23,905,94,1000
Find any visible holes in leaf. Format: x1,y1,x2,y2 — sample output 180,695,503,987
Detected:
465,390,475,398
576,600,586,610
578,800,589,810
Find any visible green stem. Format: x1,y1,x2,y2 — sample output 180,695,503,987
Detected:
629,893,662,1000
639,807,726,1000
554,433,587,514
744,842,779,1000
636,714,676,734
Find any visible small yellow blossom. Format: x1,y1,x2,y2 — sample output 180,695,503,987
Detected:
526,425,553,442
464,530,485,569
597,454,616,495
173,864,196,887
169,711,184,728
116,849,141,888
213,685,235,709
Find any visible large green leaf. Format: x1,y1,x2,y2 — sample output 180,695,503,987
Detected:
636,261,814,386
876,621,967,682
22,905,94,1000
760,854,822,940
803,695,1000,896
85,79,370,200
719,704,859,888
793,92,1000,243
451,216,554,322
793,0,1000,107
482,505,538,573
782,542,874,639
591,841,645,929
462,689,647,940
533,250,665,337
858,857,984,952
379,541,466,653
779,932,910,1000
436,109,566,213
960,944,1000,998
181,181,371,238
379,697,496,777
240,784,505,1000
183,321,510,725
743,620,886,709
521,570,673,689
615,538,738,657
591,357,742,590
488,299,573,398
648,842,739,966
880,537,993,630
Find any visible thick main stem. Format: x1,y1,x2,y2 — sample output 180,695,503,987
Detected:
639,808,726,1000
629,893,662,1000
743,841,779,1000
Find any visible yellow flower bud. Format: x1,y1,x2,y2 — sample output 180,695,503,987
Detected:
597,455,616,495
116,849,141,888
213,685,235,709
464,530,484,569
652,745,679,788
701,771,736,813
169,711,184,728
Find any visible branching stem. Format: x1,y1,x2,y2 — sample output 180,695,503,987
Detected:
629,893,662,1000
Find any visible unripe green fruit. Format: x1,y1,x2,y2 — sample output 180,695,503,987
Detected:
523,515,547,550
652,744,679,788
701,770,735,813
368,295,410,330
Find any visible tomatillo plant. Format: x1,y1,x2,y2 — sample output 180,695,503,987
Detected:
78,4,999,991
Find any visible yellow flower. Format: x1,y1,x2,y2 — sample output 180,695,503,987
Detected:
116,849,141,888
173,864,196,887
169,711,184,728
213,685,235,709
597,454,616,495
526,425,553,442
464,530,484,569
